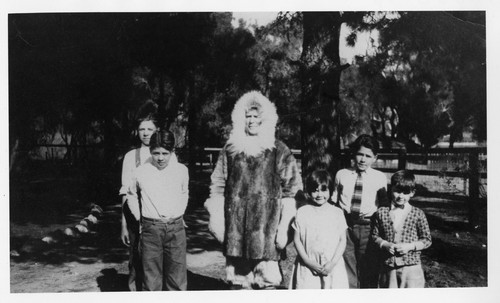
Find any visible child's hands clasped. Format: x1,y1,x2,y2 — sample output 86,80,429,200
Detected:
382,242,415,255
306,261,324,276
393,243,414,255
319,261,335,276
306,260,337,276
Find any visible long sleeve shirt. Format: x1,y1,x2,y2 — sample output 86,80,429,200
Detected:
119,146,152,196
126,155,189,220
371,205,432,267
331,167,388,217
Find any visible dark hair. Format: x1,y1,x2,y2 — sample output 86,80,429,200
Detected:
136,113,158,129
350,134,379,156
391,170,416,193
305,170,334,195
149,130,176,152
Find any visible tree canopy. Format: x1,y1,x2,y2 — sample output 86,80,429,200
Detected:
358,11,486,148
9,11,487,176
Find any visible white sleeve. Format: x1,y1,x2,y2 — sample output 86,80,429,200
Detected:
119,150,135,196
180,165,189,214
125,172,141,220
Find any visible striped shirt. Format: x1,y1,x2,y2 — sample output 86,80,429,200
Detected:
331,167,388,218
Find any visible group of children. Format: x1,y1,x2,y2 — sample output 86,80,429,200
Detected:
290,134,432,289
119,113,431,291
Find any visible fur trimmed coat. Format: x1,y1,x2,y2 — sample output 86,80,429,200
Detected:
205,91,302,261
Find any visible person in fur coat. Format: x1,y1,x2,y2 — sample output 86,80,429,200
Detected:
205,91,302,289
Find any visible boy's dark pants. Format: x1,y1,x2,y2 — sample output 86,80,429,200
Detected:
124,205,143,291
141,217,187,291
343,216,379,289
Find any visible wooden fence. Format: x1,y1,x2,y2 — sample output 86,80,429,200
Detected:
201,147,487,201
20,144,486,201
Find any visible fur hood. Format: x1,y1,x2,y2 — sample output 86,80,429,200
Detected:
226,91,278,157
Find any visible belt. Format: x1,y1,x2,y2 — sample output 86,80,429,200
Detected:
142,216,183,225
352,216,373,225
355,215,373,221
344,211,373,226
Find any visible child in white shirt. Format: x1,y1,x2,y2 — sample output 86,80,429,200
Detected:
127,130,189,291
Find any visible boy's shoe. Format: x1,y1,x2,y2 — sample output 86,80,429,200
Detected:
251,283,276,290
229,284,243,290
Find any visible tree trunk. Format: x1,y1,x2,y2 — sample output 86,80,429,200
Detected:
299,12,347,177
157,73,167,129
186,78,199,174
449,124,461,149
165,77,186,131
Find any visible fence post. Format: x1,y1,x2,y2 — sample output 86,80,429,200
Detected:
469,151,480,200
468,150,481,229
398,148,407,170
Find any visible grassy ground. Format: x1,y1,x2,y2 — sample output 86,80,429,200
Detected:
9,167,487,291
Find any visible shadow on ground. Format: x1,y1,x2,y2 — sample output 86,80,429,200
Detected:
95,268,229,291
10,200,223,266
10,169,221,265
411,196,488,287
10,203,129,265
10,166,488,290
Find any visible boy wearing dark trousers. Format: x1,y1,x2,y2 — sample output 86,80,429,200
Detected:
126,130,189,291
371,170,432,288
331,134,388,288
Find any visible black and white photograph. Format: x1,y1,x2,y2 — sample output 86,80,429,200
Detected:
4,0,498,301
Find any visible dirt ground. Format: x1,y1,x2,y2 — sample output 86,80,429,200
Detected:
9,170,488,292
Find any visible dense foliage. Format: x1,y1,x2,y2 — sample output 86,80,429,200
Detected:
9,11,486,176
